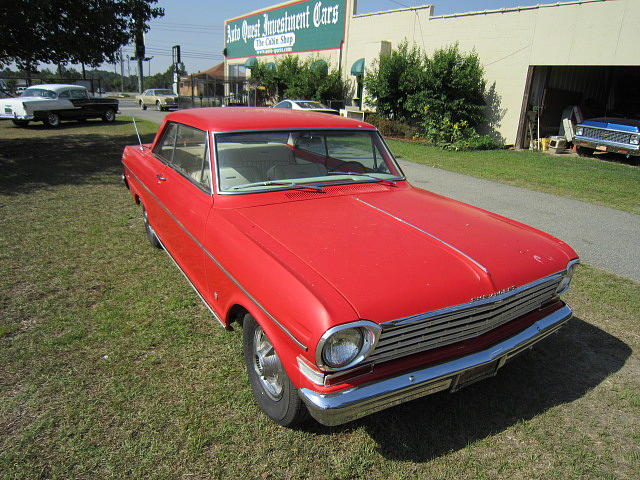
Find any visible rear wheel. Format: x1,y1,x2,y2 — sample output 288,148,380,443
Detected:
11,119,29,127
242,313,308,427
102,108,116,123
44,112,60,128
142,206,162,249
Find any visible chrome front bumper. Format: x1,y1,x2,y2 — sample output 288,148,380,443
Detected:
299,305,572,426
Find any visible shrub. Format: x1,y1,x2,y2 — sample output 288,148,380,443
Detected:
365,113,418,138
364,41,425,123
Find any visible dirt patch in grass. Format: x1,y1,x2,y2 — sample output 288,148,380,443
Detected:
0,120,638,479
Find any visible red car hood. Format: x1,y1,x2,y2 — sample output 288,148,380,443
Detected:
235,186,576,323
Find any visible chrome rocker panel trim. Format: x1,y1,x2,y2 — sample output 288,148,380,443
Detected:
299,305,572,426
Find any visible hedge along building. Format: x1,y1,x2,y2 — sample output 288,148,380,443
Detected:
224,0,640,146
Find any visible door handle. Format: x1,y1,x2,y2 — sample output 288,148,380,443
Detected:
156,174,167,182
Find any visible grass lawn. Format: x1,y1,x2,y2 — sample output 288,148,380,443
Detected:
1,119,639,479
387,140,640,215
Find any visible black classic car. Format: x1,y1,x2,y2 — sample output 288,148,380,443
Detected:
0,84,119,127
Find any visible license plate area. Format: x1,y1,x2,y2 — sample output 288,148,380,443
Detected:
596,145,608,151
450,358,503,392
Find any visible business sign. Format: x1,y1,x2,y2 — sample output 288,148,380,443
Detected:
225,0,345,59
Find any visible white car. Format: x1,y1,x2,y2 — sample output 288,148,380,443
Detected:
273,99,339,115
0,84,119,127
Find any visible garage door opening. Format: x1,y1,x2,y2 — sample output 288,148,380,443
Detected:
516,66,640,149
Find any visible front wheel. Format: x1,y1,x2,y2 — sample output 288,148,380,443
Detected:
44,112,60,128
102,108,116,123
242,313,308,427
155,101,162,111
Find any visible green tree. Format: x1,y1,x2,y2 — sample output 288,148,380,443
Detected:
0,1,163,70
250,56,350,105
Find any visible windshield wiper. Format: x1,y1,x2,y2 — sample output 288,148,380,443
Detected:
326,171,399,187
231,181,324,191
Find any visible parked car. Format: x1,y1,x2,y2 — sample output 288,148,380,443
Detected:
137,88,179,111
273,99,339,115
0,84,119,127
574,117,640,158
121,108,579,427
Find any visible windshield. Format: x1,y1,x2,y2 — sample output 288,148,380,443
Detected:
296,101,327,109
215,130,403,192
155,89,175,95
21,88,56,99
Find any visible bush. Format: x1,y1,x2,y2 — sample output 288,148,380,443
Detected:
364,41,425,123
365,113,418,138
365,42,503,150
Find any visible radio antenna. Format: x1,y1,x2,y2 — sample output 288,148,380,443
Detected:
132,117,143,150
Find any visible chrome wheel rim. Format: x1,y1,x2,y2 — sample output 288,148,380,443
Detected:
253,326,283,400
105,110,114,121
48,113,58,126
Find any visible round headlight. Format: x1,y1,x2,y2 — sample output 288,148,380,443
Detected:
556,260,578,295
322,328,364,368
316,321,382,371
629,135,639,145
576,127,584,136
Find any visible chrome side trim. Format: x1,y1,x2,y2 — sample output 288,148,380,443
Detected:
155,234,226,329
127,169,308,350
354,197,490,274
299,305,572,426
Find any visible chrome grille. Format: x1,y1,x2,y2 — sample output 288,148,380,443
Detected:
582,127,631,144
368,274,562,364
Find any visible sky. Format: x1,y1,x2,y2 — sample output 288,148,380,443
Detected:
43,1,547,76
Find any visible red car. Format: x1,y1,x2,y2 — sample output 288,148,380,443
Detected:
121,108,579,427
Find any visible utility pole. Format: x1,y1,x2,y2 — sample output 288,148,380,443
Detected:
134,13,145,93
120,48,125,93
146,56,153,77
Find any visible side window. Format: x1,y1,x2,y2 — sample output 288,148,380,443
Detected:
274,101,291,109
58,90,70,99
70,89,88,99
172,125,210,191
153,123,179,163
326,133,388,173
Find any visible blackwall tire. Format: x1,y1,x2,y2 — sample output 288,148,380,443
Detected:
140,102,147,110
102,108,116,123
11,119,29,127
44,112,60,128
143,206,163,249
242,313,309,427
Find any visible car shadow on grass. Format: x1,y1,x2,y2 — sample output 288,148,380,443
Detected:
306,317,630,462
0,128,155,195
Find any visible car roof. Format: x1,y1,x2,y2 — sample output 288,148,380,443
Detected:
26,84,86,92
164,107,374,132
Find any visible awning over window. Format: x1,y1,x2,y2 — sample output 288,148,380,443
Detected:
311,59,328,75
244,57,258,69
351,58,365,77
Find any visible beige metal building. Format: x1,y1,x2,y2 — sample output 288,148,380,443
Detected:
224,0,640,145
